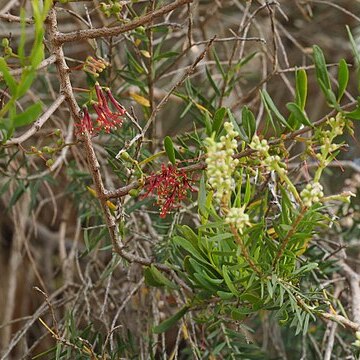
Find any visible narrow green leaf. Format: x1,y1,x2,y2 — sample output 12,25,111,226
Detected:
7,181,26,209
295,69,307,110
345,107,360,120
12,102,42,128
153,51,179,62
144,265,178,289
213,48,226,78
222,265,240,296
203,112,212,136
286,102,312,127
198,175,208,217
164,136,176,165
153,306,189,334
144,267,163,287
0,58,17,94
241,106,256,139
17,71,36,98
261,90,291,130
227,109,242,135
217,291,234,300
205,66,220,96
231,307,253,320
212,107,226,135
244,174,252,205
193,272,219,292
346,25,360,92
126,50,144,74
318,79,340,109
313,45,331,90
337,59,349,102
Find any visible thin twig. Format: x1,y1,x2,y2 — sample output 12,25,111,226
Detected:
4,94,65,146
115,37,215,159
55,0,193,44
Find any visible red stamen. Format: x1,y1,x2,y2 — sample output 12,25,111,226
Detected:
143,164,196,218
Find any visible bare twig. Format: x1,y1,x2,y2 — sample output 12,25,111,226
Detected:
340,263,360,326
115,37,215,159
55,0,193,43
0,12,33,23
4,94,65,146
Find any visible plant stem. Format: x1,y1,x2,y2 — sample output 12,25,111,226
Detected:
272,207,306,268
229,224,262,277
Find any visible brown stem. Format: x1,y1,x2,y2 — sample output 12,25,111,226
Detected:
229,224,262,277
272,207,306,268
54,0,193,44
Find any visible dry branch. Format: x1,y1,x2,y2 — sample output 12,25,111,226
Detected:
55,0,193,44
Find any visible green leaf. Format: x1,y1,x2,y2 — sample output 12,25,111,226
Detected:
241,106,256,139
337,59,349,102
313,45,331,90
295,69,307,110
244,174,252,205
12,102,42,128
231,307,253,320
198,175,208,217
286,102,312,127
345,107,360,120
212,107,226,135
227,109,242,135
205,66,220,96
17,71,36,98
208,233,233,242
202,111,212,137
126,50,144,74
0,58,17,94
346,25,360,92
193,272,220,292
222,265,240,296
153,306,189,334
212,48,225,78
318,79,339,109
164,136,176,165
153,51,179,62
217,291,234,300
173,236,205,263
7,181,27,210
261,90,291,130
144,265,178,289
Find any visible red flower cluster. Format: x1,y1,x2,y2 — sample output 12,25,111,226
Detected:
143,164,195,218
76,83,126,135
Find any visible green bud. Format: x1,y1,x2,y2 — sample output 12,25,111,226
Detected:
56,139,64,146
46,159,54,167
54,128,62,137
1,38,9,48
129,189,140,197
100,2,109,11
4,47,13,56
42,146,54,154
120,151,131,161
136,26,145,34
112,3,122,13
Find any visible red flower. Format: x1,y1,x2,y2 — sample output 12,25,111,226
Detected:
75,106,94,134
75,84,126,135
143,164,196,218
93,83,124,133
